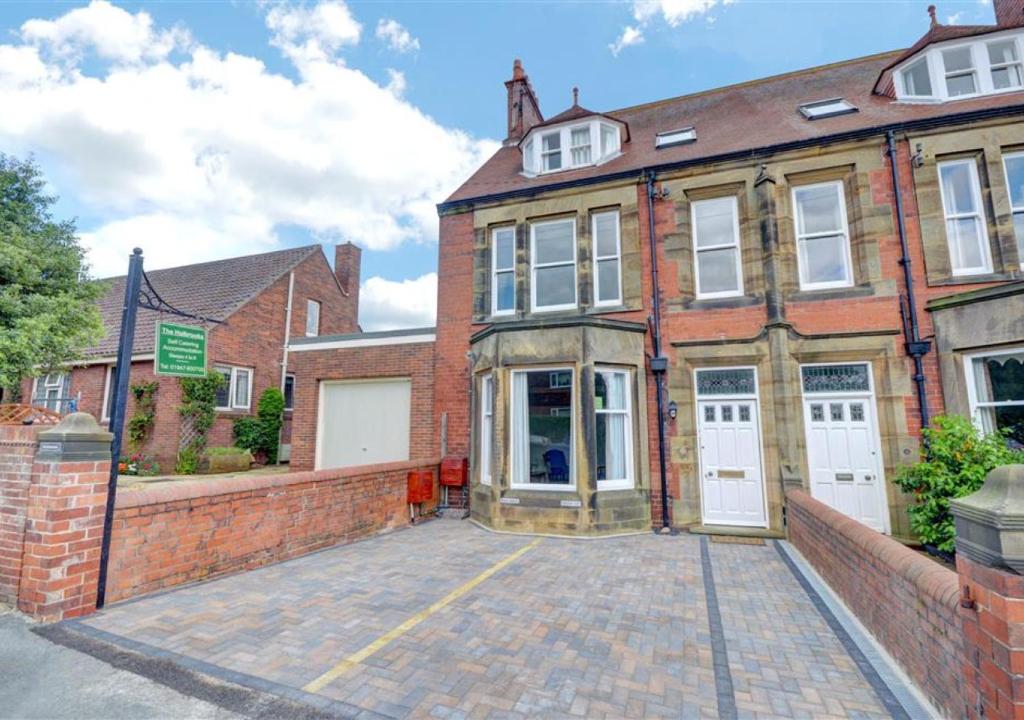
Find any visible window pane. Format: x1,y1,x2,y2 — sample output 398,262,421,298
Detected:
494,228,515,269
1014,212,1024,261
903,58,932,96
597,258,620,303
234,370,250,407
1006,156,1024,207
512,370,572,485
495,271,515,312
215,368,231,408
535,265,575,307
600,125,617,156
944,47,974,72
801,233,849,284
594,212,618,257
973,353,1024,403
694,197,736,248
940,162,978,214
284,376,295,409
481,376,493,484
992,65,1023,90
697,247,739,295
946,72,977,96
570,127,591,165
533,221,574,264
306,300,320,336
990,40,1019,65
947,217,985,270
795,185,842,235
542,133,560,151
595,371,626,410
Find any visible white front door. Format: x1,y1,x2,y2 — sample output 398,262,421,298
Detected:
697,397,767,527
802,395,888,533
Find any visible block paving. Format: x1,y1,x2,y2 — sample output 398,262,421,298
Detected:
78,522,901,719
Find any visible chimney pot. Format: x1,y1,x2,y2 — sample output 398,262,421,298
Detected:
572,86,579,106
928,4,938,26
504,58,543,144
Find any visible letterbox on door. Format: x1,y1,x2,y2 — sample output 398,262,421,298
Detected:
440,457,468,487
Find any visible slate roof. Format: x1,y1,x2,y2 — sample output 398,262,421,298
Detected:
444,27,1024,207
85,245,322,359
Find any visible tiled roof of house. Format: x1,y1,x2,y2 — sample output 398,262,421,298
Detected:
444,38,1024,206
85,245,321,359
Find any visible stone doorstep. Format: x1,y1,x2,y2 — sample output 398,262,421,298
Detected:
686,524,786,539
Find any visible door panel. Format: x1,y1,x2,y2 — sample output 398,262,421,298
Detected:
803,396,887,532
698,400,767,527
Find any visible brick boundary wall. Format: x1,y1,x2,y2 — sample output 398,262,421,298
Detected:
0,425,38,605
786,489,968,718
105,459,439,603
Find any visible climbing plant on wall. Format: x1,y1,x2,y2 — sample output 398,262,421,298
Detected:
176,371,224,474
125,381,158,451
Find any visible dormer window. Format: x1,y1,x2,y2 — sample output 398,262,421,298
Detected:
522,119,623,175
894,30,1024,102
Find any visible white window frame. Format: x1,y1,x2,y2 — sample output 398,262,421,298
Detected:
530,218,578,312
592,209,623,307
942,45,980,98
569,125,592,166
510,366,576,492
540,131,562,173
305,299,321,337
988,39,1024,91
491,226,516,316
900,57,935,99
964,345,1024,437
1002,151,1024,271
214,365,253,412
595,367,634,491
937,158,993,276
32,372,66,412
101,365,116,422
692,196,744,300
791,180,854,291
480,374,493,486
894,31,1024,102
549,370,572,388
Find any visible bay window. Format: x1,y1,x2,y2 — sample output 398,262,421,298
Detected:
1002,152,1024,269
531,218,577,311
938,159,992,275
592,210,622,306
595,368,634,490
692,196,743,298
968,347,1024,449
480,374,493,485
492,226,516,315
522,120,621,175
895,34,1024,102
511,368,574,489
792,181,853,290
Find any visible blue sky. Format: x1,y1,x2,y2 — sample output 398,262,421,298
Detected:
0,0,997,329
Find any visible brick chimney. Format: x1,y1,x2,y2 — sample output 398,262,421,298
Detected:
334,242,361,332
994,0,1024,25
505,59,543,145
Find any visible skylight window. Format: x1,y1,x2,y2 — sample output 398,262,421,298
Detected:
655,127,696,149
798,98,858,120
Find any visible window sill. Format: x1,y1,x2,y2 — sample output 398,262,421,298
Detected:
683,294,762,310
215,409,252,417
928,271,1019,287
788,284,875,302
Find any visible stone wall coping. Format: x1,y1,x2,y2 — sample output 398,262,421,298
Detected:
787,489,960,606
115,458,440,510
0,425,41,445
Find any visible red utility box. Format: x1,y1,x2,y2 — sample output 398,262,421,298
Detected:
440,457,468,487
407,470,434,504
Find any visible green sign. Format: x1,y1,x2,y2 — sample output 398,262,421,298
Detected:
155,321,207,378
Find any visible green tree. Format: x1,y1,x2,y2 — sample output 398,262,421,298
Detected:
0,154,104,390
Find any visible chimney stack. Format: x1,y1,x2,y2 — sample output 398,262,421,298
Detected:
504,59,543,145
994,0,1024,26
334,242,361,332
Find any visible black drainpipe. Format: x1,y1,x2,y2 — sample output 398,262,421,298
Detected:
645,170,671,531
885,130,932,433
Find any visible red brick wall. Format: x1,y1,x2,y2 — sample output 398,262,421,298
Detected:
286,340,436,472
787,489,967,718
0,424,38,605
105,459,438,603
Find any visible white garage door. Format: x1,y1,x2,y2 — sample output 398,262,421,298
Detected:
316,379,412,470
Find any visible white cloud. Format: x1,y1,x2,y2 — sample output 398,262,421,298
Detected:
375,18,420,53
386,67,406,96
0,0,498,326
21,0,189,64
359,273,437,331
609,26,644,57
946,11,965,24
612,0,730,55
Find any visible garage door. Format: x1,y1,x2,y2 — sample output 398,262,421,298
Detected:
316,379,412,470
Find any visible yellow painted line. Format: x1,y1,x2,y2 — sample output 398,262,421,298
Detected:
303,537,542,693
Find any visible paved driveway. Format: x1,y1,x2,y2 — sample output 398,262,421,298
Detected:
59,522,925,719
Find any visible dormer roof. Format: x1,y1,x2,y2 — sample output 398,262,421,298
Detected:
519,104,631,145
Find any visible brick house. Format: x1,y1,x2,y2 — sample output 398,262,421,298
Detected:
26,243,361,470
432,2,1024,537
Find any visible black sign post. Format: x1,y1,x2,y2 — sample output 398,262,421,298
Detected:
95,248,222,609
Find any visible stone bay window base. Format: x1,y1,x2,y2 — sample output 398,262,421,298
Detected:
468,319,652,535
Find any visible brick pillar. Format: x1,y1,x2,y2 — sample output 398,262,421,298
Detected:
0,424,39,605
17,412,112,621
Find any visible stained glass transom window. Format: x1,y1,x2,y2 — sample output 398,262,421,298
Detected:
696,368,756,396
801,364,870,394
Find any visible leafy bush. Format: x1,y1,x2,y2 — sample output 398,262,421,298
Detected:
176,371,224,474
893,414,1024,553
126,381,158,451
118,453,160,477
233,387,285,464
